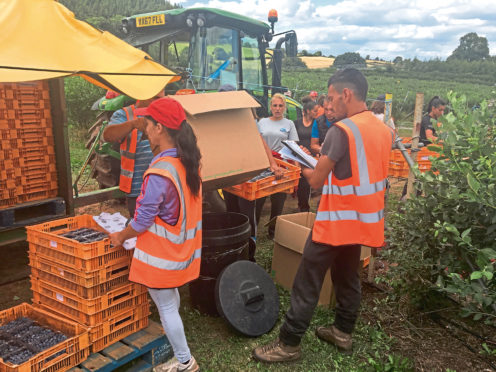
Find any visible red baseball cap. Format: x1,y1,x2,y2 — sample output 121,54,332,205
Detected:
135,97,186,130
310,91,318,97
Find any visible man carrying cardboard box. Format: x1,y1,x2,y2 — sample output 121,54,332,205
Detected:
253,68,393,362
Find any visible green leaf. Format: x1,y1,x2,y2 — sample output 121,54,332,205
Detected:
482,271,493,280
470,271,483,280
461,228,471,239
474,313,483,321
481,248,496,259
467,173,480,193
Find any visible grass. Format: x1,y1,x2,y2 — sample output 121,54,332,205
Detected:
69,126,99,194
147,203,409,372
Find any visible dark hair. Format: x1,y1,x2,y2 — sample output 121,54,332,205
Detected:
303,100,317,116
300,95,313,105
164,121,202,197
327,68,368,102
370,95,385,114
317,94,326,106
426,96,446,114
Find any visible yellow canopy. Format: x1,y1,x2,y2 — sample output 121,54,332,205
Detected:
0,0,181,99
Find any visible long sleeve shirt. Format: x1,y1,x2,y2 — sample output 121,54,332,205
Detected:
130,148,180,233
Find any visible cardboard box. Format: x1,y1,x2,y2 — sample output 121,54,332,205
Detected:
272,212,371,307
172,91,269,191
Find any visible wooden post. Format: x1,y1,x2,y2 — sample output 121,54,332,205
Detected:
367,93,393,283
406,93,424,198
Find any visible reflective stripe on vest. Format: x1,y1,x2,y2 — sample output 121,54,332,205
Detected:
133,247,201,271
316,209,384,223
119,105,137,193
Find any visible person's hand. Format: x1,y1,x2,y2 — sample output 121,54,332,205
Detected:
299,145,311,156
271,165,285,180
109,231,125,247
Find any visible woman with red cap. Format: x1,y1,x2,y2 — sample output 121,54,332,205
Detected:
110,97,202,372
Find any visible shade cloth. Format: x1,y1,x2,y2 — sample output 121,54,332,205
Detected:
0,0,181,99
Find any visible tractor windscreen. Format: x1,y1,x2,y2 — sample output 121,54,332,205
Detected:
189,26,240,91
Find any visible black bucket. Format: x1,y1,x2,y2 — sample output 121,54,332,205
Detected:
189,212,251,316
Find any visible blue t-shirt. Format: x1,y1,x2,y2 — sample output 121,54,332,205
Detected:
109,109,154,197
311,118,333,139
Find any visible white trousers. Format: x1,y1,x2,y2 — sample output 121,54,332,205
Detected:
148,287,191,364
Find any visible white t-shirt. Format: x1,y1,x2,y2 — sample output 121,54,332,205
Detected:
257,117,299,151
373,113,396,130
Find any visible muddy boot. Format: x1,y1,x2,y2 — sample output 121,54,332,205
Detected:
252,338,301,363
315,325,352,353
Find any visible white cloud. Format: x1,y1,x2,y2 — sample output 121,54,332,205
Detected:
183,0,496,59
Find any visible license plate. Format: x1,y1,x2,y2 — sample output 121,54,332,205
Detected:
136,14,165,27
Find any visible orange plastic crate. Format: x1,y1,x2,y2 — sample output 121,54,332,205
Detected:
32,292,149,327
0,303,90,372
17,190,58,204
223,159,300,200
26,215,122,260
89,310,150,352
31,279,147,315
29,253,131,290
30,265,131,300
28,243,133,272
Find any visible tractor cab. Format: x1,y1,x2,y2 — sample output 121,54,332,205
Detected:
122,8,299,119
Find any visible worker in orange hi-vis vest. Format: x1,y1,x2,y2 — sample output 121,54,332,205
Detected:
110,98,202,372
253,68,394,363
103,90,165,217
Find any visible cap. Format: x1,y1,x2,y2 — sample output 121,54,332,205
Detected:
310,90,318,97
135,97,186,130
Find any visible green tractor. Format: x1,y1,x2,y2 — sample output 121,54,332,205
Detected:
82,7,301,197
122,7,301,119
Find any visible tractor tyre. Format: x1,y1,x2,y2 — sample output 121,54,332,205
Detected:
86,112,121,189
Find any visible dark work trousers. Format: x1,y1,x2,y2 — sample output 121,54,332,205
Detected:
223,191,257,261
296,176,311,212
255,192,287,237
279,232,362,346
126,196,138,219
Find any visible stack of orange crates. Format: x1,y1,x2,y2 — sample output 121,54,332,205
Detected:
26,215,150,353
223,158,301,200
388,137,440,178
0,81,58,209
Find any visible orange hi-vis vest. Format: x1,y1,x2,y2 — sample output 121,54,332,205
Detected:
119,105,137,193
312,111,393,248
129,156,202,288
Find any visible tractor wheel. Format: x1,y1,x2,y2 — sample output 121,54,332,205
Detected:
86,112,121,189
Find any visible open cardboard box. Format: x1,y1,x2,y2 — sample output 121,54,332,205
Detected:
172,91,269,191
272,212,371,307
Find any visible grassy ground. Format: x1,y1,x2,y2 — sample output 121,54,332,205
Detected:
146,197,406,372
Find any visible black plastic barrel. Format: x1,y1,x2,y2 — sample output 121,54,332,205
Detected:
189,212,251,316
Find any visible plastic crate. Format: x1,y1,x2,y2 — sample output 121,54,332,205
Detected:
223,159,301,200
28,243,133,272
26,215,122,259
31,279,148,315
32,292,149,327
89,308,150,353
17,190,58,204
29,253,131,290
0,303,89,372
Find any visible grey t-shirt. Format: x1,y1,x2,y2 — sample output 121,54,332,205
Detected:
321,126,352,180
257,117,299,152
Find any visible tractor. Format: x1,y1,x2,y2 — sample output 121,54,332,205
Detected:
82,8,301,204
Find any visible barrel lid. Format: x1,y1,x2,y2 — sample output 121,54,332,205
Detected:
215,260,279,337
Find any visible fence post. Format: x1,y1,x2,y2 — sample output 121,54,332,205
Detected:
406,93,424,198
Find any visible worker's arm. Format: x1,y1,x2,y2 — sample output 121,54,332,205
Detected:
301,155,335,189
310,137,321,155
260,134,284,179
103,117,146,143
425,129,436,140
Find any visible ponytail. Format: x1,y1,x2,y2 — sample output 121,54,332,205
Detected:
427,96,446,114
165,122,202,197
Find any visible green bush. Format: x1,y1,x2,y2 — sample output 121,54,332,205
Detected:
64,76,105,128
384,91,496,323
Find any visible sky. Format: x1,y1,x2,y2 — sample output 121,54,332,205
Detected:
178,0,496,60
